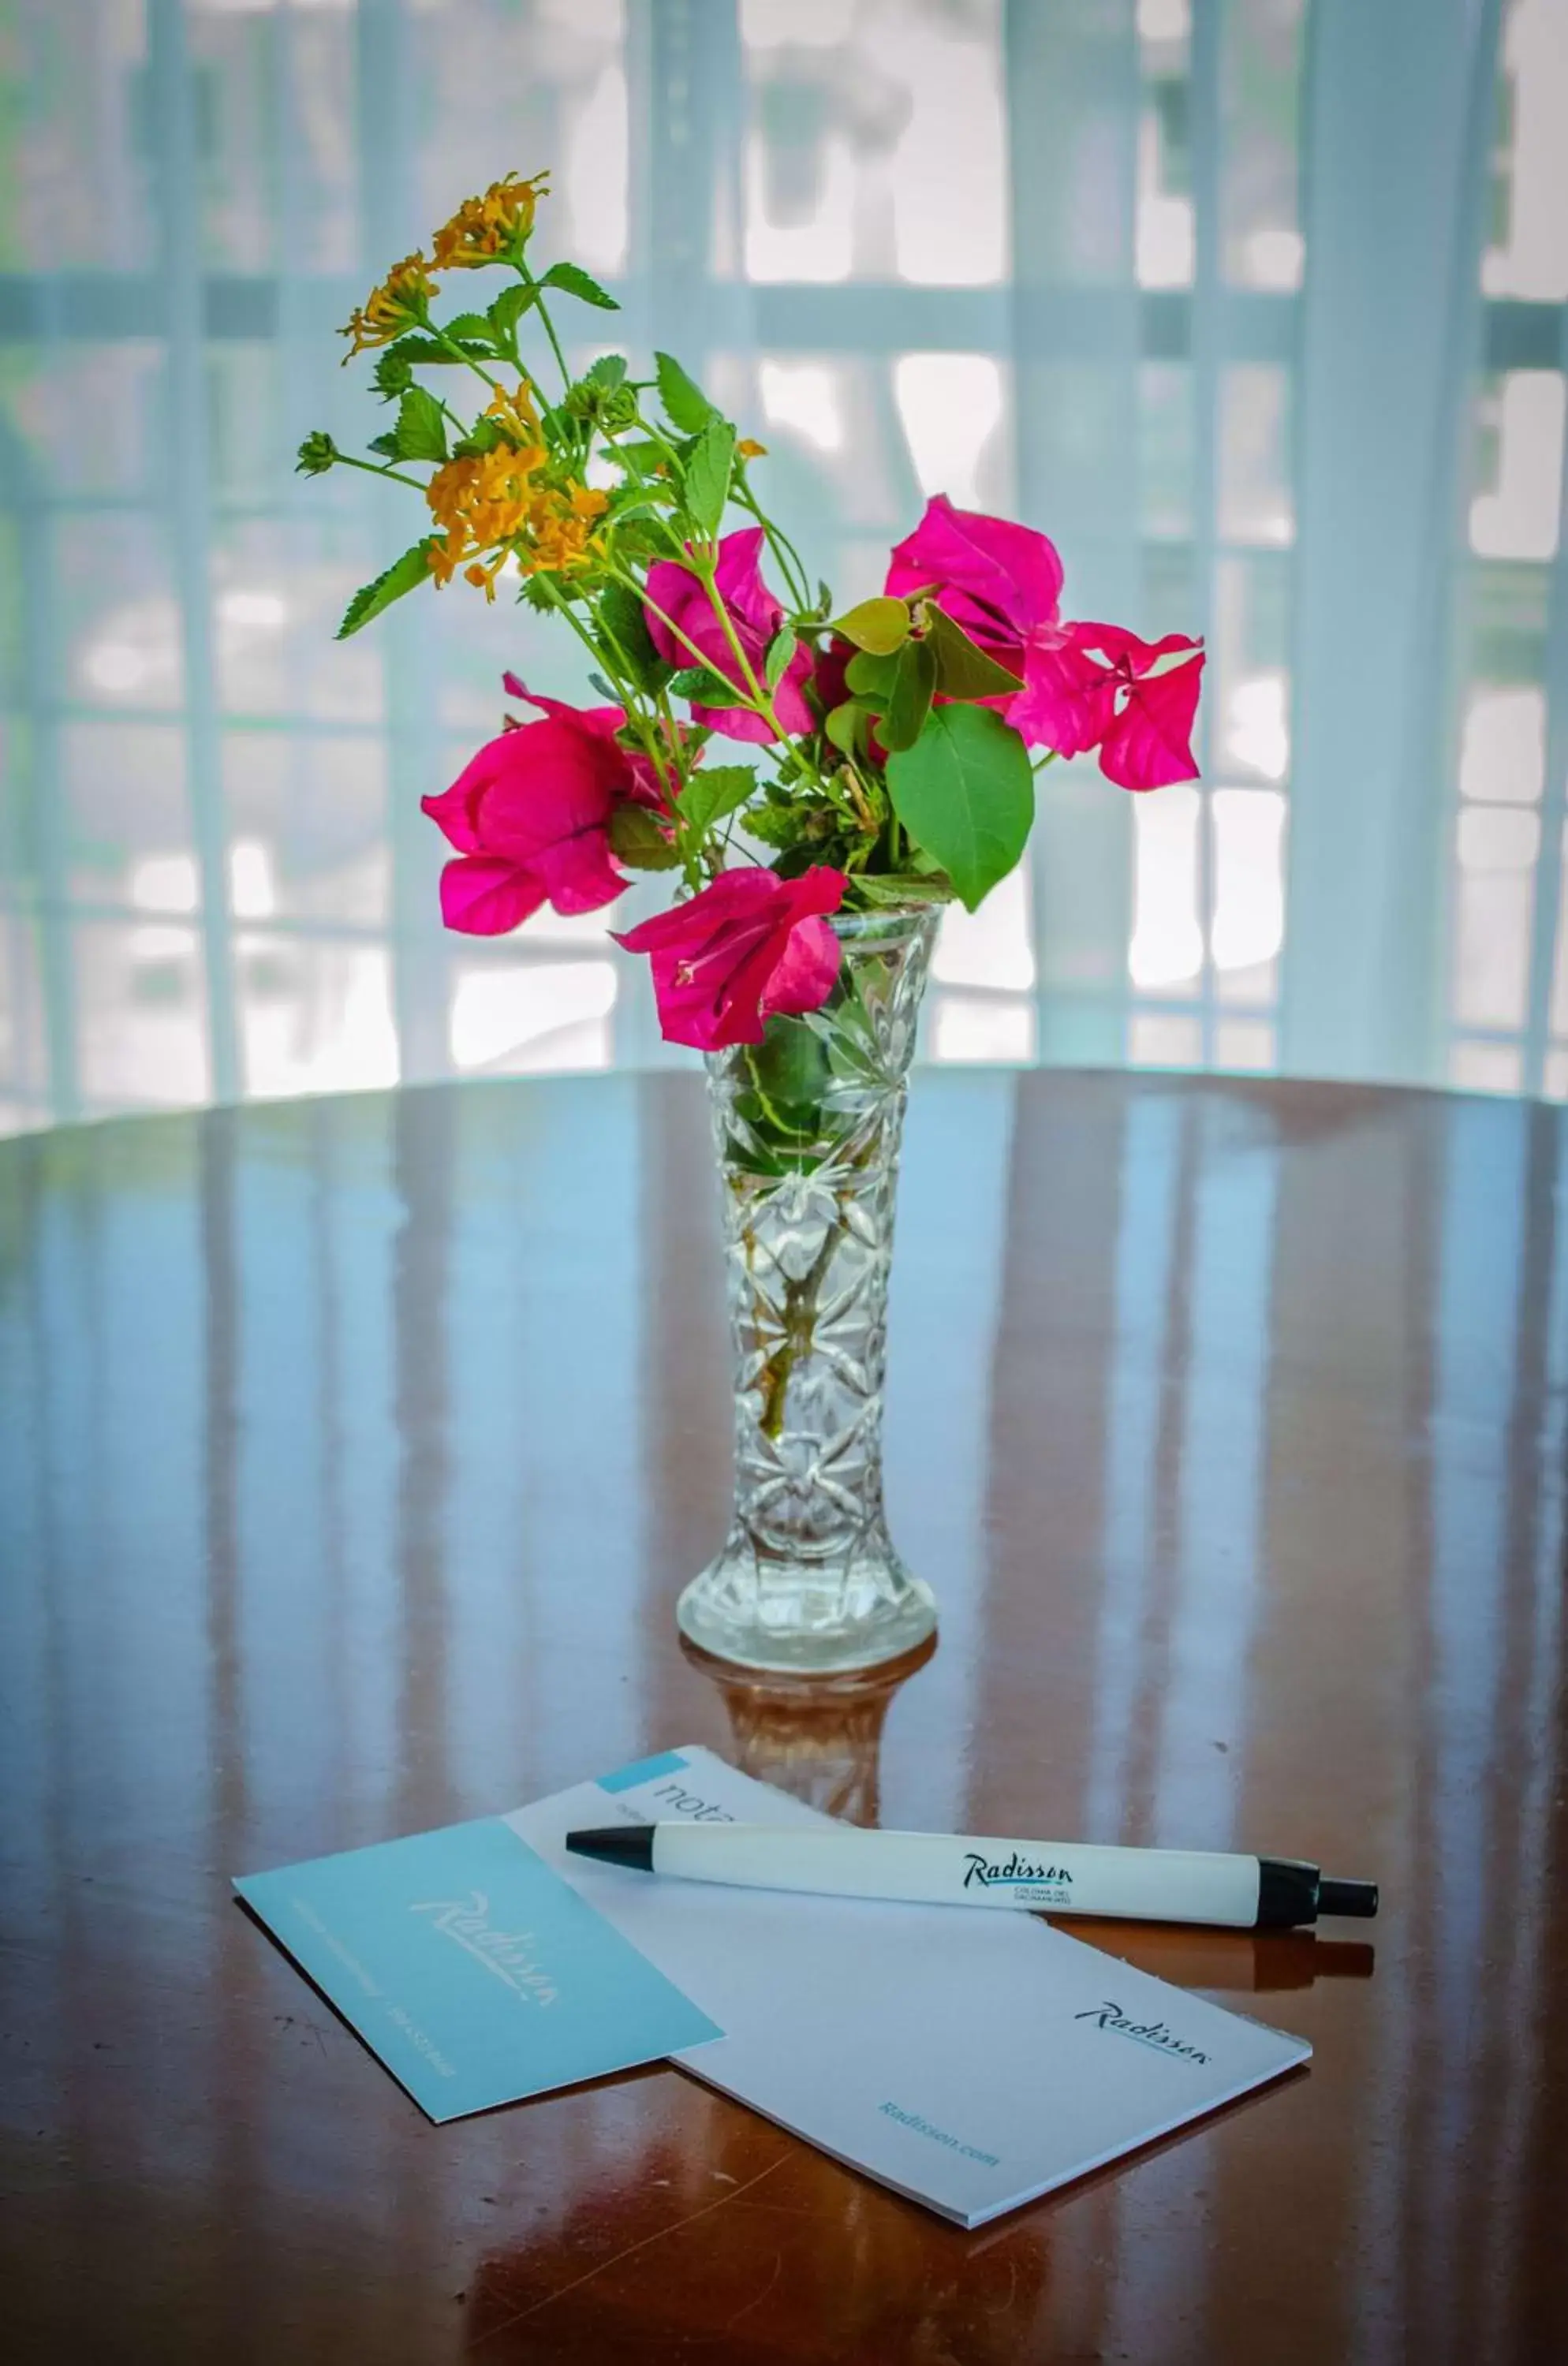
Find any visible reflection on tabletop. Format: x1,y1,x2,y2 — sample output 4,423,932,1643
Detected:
680,1630,936,1825
1073,1922,1376,1995
463,2084,1049,2366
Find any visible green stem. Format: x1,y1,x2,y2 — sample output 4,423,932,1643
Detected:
596,421,687,560
609,565,833,858
753,1209,841,1440
733,470,812,612
515,260,570,391
334,451,428,494
629,416,688,476
696,561,771,707
687,553,833,795
530,567,608,663
648,683,704,874
532,573,696,886
417,314,503,393
532,570,644,728
619,569,740,688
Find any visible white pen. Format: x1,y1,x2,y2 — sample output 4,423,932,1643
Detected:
563,1822,1379,1931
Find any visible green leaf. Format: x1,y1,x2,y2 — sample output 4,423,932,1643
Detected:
540,261,620,311
585,353,627,389
668,664,733,700
487,282,536,344
379,332,490,369
886,703,1035,911
679,763,757,836
537,399,572,450
655,350,716,433
685,416,735,533
608,803,681,871
391,385,447,463
596,580,670,693
605,496,669,528
823,700,863,756
879,634,937,753
367,431,401,460
745,800,806,851
611,516,674,565
831,596,910,655
849,871,957,906
923,605,1024,701
844,648,898,706
440,311,495,341
452,414,507,459
726,1093,823,1176
609,438,666,480
747,1015,834,1113
335,541,434,640
588,670,616,701
763,624,797,689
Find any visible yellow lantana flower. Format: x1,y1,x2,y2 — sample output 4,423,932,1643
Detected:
526,481,611,577
431,172,549,272
424,383,607,598
340,252,437,356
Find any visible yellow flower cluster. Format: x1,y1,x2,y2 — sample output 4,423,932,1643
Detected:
340,252,438,356
431,173,549,271
342,174,548,353
424,384,607,596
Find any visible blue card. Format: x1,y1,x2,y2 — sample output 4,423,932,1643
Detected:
235,1812,721,2121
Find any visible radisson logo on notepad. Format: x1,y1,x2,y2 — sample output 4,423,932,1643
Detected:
1074,1999,1211,2066
410,1890,558,2007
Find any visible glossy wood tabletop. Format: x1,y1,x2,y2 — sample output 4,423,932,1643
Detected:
2,1070,1566,2365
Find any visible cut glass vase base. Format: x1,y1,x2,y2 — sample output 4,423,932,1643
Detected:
674,1548,939,1677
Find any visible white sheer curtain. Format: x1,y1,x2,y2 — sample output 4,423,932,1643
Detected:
0,0,1563,1125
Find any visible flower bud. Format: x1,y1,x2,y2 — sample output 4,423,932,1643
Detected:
295,431,338,477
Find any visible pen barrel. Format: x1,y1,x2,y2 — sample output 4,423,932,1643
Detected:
652,1826,1267,1928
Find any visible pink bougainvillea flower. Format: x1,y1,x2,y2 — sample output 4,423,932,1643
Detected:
644,528,815,744
421,679,661,935
884,494,1064,674
1007,624,1205,791
811,633,856,717
613,865,846,1051
498,674,668,807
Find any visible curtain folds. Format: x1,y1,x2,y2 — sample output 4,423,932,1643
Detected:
0,0,1562,1128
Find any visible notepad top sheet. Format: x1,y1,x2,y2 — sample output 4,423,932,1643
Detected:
508,1745,1311,2229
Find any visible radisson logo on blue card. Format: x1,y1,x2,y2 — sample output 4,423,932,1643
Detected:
409,1890,559,2006
235,1804,719,2122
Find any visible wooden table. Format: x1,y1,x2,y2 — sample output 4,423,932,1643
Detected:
2,1069,1565,2364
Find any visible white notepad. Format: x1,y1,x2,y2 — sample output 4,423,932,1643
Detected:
510,1744,1311,2228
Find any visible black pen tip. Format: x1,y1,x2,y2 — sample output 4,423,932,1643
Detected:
1317,1876,1379,1919
565,1825,656,1871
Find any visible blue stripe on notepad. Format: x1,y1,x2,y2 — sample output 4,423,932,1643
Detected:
597,1749,689,1793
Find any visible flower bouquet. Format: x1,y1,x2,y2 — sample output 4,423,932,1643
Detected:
303,172,1204,1674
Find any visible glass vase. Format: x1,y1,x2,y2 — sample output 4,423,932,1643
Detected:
676,904,940,1674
